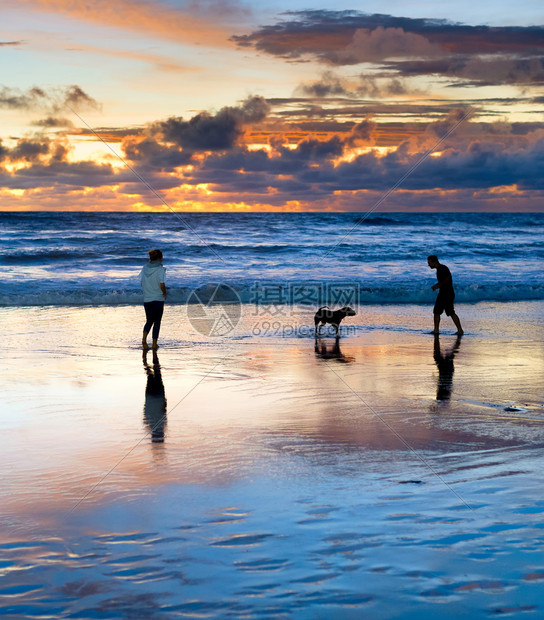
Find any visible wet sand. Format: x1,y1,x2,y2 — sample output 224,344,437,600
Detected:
1,302,544,618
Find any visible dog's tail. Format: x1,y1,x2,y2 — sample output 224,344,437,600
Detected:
316,306,329,311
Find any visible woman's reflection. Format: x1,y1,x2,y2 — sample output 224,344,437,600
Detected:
433,334,462,403
143,349,167,443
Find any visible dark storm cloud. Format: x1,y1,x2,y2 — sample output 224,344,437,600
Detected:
7,160,123,190
0,137,54,163
150,95,270,152
9,138,51,162
119,95,272,168
170,119,544,204
233,11,544,85
122,136,192,170
333,137,544,192
0,134,127,191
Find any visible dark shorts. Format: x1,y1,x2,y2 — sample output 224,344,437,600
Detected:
434,293,455,316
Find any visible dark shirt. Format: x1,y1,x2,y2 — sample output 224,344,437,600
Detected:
436,264,454,296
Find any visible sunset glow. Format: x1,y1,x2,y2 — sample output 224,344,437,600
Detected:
1,1,543,211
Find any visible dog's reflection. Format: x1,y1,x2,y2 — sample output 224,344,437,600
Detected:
433,334,462,403
314,336,355,363
143,349,167,443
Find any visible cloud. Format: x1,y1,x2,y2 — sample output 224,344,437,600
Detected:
332,26,440,64
297,71,352,98
63,42,198,73
32,117,74,128
61,85,100,112
0,136,74,165
388,56,544,86
135,95,270,156
9,138,51,162
0,84,100,113
0,41,24,47
426,107,476,139
20,0,245,48
233,11,544,86
122,136,192,170
344,116,377,147
234,10,544,58
297,70,418,100
13,160,118,188
0,86,48,110
2,95,543,210
78,127,142,142
165,113,544,205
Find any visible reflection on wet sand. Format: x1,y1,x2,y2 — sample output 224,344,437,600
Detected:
314,336,355,363
433,334,462,404
143,350,167,443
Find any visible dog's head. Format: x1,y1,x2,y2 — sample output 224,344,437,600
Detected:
340,306,356,316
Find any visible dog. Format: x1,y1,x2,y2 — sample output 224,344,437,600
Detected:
314,306,356,337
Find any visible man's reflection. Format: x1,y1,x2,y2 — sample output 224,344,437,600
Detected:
314,336,355,363
143,349,167,443
433,334,462,403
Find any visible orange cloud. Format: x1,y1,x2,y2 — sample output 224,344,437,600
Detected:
64,42,201,73
19,0,240,48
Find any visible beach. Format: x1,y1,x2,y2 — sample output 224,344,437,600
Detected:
1,300,544,618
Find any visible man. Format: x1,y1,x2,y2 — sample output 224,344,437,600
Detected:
427,255,463,335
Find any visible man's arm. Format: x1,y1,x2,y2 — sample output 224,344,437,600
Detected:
432,274,452,291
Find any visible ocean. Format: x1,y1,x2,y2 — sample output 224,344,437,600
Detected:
0,211,542,306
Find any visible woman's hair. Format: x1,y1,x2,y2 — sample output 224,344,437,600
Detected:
148,249,163,261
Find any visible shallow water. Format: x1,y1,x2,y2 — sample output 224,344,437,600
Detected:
1,302,544,617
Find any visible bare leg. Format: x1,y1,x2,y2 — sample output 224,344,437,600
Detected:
142,330,149,349
152,338,159,350
451,313,464,335
432,314,440,334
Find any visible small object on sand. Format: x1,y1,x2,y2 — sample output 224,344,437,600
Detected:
504,406,524,412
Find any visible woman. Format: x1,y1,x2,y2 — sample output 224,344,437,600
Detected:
140,249,167,349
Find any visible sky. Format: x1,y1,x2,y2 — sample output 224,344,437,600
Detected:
1,0,543,211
